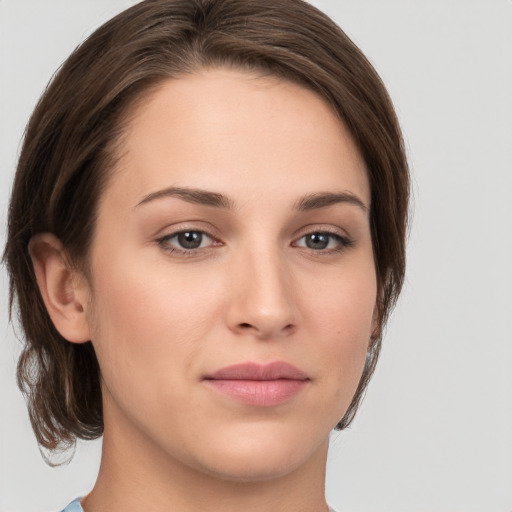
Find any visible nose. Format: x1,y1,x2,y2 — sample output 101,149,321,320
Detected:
225,245,298,340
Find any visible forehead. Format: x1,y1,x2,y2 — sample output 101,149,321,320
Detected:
104,68,370,210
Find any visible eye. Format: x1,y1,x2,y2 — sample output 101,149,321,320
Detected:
294,231,353,252
158,230,216,252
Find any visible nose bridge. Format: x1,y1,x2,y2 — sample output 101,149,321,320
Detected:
227,238,297,338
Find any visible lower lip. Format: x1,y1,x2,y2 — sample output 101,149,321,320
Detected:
204,379,308,406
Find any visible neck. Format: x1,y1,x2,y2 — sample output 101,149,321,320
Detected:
83,416,330,512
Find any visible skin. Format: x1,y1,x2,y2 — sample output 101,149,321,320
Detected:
31,69,377,512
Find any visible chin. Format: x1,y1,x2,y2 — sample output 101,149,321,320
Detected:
197,450,308,484
187,420,329,483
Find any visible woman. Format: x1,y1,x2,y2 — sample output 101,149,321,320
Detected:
4,1,409,511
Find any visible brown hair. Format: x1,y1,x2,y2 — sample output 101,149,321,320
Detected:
4,0,409,455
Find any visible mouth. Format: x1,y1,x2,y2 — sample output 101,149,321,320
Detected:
203,361,310,407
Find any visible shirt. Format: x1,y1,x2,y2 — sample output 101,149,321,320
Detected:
61,498,340,511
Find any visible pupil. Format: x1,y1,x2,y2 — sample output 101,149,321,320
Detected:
306,233,328,250
177,231,202,249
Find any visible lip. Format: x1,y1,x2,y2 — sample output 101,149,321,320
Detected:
203,361,310,406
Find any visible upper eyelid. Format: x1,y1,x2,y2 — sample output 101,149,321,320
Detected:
292,224,350,240
158,226,347,238
155,223,220,240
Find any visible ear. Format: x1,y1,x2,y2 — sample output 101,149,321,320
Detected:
29,233,91,344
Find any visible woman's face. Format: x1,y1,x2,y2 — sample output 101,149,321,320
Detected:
83,68,376,482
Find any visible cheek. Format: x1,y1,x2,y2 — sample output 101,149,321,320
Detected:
308,259,376,337
85,254,223,390
304,262,377,396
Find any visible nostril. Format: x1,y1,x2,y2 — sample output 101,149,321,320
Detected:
283,324,295,334
241,322,296,336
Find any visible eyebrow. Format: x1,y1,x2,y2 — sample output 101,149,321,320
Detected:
136,186,234,209
135,186,368,213
294,192,369,213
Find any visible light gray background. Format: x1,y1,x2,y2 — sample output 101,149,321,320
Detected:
1,1,511,511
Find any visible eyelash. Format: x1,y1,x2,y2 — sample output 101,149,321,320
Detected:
292,230,354,253
157,230,219,255
156,229,354,256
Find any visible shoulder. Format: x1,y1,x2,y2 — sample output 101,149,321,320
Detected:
60,498,84,512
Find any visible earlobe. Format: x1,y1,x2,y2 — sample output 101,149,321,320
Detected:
29,233,91,344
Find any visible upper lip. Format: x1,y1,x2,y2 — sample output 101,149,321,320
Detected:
205,361,309,381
